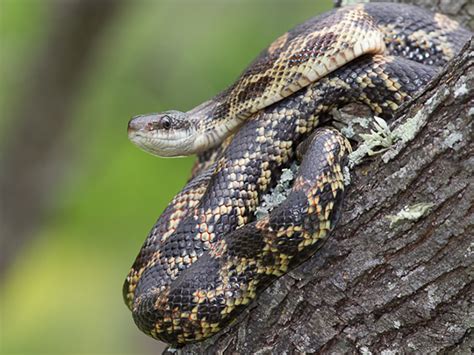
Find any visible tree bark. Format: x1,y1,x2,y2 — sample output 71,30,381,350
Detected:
172,8,474,355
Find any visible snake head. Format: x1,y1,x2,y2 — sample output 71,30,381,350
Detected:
127,111,197,157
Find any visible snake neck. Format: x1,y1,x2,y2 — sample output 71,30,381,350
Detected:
188,95,247,153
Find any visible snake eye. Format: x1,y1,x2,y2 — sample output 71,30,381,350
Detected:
161,116,171,130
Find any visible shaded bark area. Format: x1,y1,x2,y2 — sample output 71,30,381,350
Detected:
0,0,124,276
174,29,474,355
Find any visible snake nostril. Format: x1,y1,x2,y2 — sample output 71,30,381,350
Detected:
146,122,155,131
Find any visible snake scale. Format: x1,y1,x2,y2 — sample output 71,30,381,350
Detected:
124,3,471,346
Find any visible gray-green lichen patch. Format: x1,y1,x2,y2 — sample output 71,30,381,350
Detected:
335,116,372,140
331,105,373,142
454,82,468,98
348,116,396,168
391,91,444,142
381,87,450,163
441,121,465,150
359,346,373,355
443,131,463,149
255,163,299,220
386,202,434,227
343,166,351,186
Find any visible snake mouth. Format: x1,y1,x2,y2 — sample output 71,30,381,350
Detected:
128,129,198,157
128,130,185,142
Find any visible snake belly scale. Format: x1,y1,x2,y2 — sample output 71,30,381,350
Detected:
124,3,471,346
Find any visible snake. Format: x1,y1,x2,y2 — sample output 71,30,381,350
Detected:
123,2,471,346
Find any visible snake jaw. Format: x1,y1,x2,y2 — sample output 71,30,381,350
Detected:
127,111,198,157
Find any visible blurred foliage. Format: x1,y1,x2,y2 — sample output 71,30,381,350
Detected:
0,0,331,353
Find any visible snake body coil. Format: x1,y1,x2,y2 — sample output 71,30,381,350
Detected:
124,3,471,345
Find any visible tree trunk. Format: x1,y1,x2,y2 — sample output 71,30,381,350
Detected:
172,4,473,355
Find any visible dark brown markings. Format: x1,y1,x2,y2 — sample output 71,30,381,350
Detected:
238,9,343,80
287,32,338,68
237,75,274,103
211,100,232,120
239,48,281,80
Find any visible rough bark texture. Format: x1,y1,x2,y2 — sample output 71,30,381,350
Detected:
172,12,474,355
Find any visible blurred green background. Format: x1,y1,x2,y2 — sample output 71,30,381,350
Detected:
0,0,331,353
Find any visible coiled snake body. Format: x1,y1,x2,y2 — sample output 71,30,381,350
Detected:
124,3,471,345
